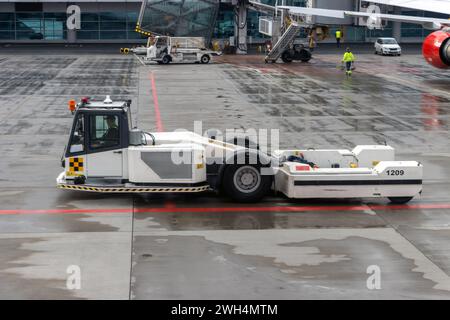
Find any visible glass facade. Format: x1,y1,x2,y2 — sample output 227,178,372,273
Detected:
139,0,220,41
0,1,444,43
366,21,394,38
213,5,234,39
0,3,145,41
213,3,271,40
0,12,14,40
0,11,67,40
399,10,447,38
366,9,447,39
78,12,140,40
213,0,307,41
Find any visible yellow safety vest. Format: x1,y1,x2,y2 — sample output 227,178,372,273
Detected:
342,52,355,62
336,31,342,39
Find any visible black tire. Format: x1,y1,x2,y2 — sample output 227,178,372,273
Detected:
162,55,171,64
299,49,312,63
388,197,413,204
281,51,293,63
222,165,272,203
200,55,210,64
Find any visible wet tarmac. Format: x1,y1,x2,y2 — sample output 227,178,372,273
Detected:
0,45,450,299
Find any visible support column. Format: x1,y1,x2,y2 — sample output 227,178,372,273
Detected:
65,4,80,44
234,0,247,54
392,6,402,42
67,29,77,43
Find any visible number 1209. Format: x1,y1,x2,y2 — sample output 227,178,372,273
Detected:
386,170,404,176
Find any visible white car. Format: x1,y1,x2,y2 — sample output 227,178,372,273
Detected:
375,38,402,56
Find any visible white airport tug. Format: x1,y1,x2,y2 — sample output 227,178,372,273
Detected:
57,97,423,204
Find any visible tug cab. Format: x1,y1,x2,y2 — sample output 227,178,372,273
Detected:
60,96,261,200
64,97,136,184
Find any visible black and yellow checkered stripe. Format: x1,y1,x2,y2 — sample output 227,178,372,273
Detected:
69,157,84,173
57,184,210,193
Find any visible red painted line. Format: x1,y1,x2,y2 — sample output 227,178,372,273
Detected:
1,203,450,216
0,208,131,215
150,72,164,132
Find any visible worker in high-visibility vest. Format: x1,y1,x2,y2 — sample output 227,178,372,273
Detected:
342,47,355,77
335,29,342,48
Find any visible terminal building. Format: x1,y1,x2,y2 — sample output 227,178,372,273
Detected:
0,0,447,44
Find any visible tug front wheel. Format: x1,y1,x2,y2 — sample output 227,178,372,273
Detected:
388,197,413,204
222,165,272,203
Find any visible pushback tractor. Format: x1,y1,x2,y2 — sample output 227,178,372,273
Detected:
58,97,423,204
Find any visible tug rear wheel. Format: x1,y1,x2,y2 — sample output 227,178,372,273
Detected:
162,55,171,64
388,197,413,204
223,165,272,203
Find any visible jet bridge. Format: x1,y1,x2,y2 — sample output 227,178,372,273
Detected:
135,0,220,43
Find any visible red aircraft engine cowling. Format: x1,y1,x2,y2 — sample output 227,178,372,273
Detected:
422,30,450,69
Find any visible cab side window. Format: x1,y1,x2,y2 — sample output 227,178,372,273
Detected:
69,114,85,153
89,115,120,150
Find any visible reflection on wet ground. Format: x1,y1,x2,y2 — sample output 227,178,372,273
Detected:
133,193,388,231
